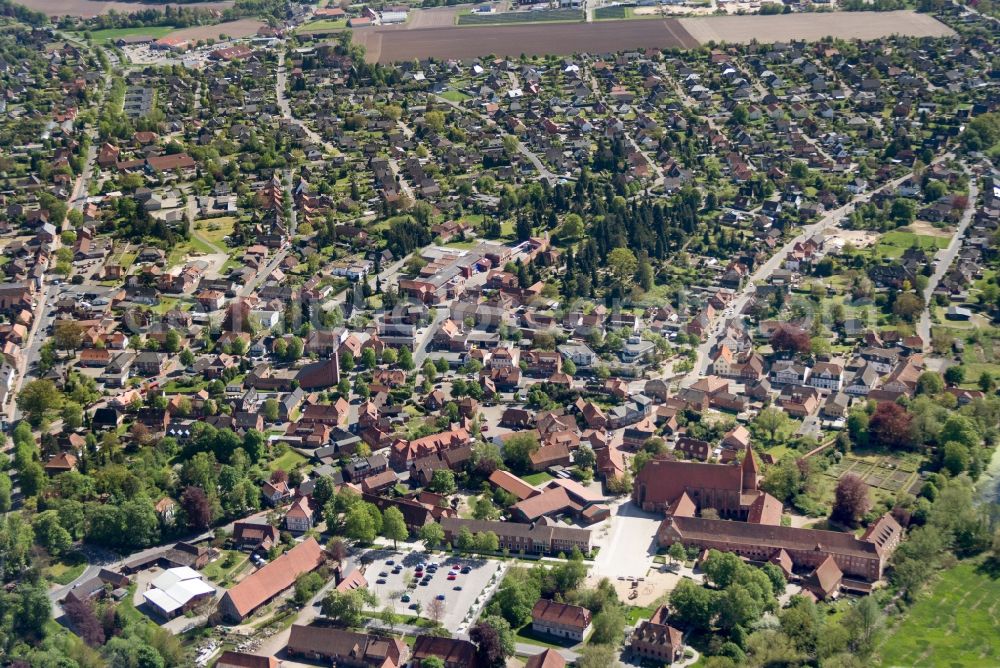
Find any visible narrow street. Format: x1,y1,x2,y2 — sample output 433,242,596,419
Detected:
917,173,979,344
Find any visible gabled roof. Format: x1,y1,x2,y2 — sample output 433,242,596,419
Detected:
221,538,323,618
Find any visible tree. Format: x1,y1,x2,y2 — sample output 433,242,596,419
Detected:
574,445,596,471
503,432,540,471
261,398,280,422
746,629,806,667
345,504,380,543
320,588,377,626
32,510,72,557
607,247,638,284
980,371,996,393
63,594,105,647
313,477,336,509
294,571,326,605
474,531,499,553
472,441,503,476
466,492,497,520
428,596,446,624
669,578,716,630
17,379,64,424
770,325,811,354
420,521,445,548
0,514,35,580
0,474,11,513
916,371,944,396
61,400,84,430
382,506,408,548
842,595,882,655
668,541,687,565
560,213,584,239
53,320,84,354
703,550,744,588
591,606,626,645
428,469,457,495
577,644,621,668
489,573,541,626
893,292,923,323
831,474,871,526
944,365,965,386
869,402,914,450
754,407,791,444
942,441,970,475
420,658,445,668
762,457,804,503
328,537,348,564
361,348,377,369
340,351,355,371
181,486,213,530
399,347,414,371
471,616,515,668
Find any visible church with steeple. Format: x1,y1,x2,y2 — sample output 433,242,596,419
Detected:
633,445,781,525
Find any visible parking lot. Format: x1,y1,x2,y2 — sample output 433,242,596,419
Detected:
365,551,505,632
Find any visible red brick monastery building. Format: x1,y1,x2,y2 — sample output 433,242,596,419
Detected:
634,447,902,594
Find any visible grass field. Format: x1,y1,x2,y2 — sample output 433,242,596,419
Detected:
194,216,236,246
202,550,250,585
457,9,581,25
522,471,554,486
269,449,307,473
879,559,1000,667
45,552,88,585
594,5,662,20
296,18,347,32
439,89,471,103
75,26,176,45
594,5,627,19
876,230,950,259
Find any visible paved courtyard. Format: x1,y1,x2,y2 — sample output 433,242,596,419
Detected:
590,502,662,580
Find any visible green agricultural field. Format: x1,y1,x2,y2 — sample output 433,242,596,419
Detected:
457,9,581,25
76,26,176,45
876,230,950,259
878,560,1000,667
594,5,627,19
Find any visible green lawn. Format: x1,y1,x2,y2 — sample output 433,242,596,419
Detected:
202,550,250,585
515,623,579,648
44,552,87,585
269,449,307,472
624,605,656,625
295,18,348,32
194,216,236,246
876,231,950,259
522,472,554,486
440,90,471,103
878,559,1000,667
75,26,176,45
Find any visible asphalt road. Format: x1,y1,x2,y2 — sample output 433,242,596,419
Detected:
917,172,979,344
